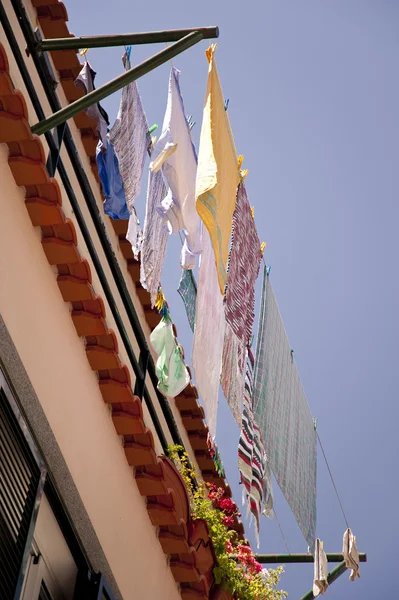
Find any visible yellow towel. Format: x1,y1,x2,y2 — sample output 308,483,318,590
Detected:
196,45,241,293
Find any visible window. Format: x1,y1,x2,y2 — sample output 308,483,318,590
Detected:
0,372,46,600
0,369,117,600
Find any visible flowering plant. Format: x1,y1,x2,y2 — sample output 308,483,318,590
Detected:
167,445,286,600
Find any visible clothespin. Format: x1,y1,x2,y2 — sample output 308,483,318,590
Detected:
186,114,196,130
79,48,89,61
290,349,294,363
124,45,132,61
266,265,271,276
250,206,255,219
313,418,318,431
237,155,248,181
224,98,229,111
155,286,169,319
147,124,158,136
260,242,267,255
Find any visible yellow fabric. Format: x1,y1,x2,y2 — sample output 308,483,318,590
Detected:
195,45,241,293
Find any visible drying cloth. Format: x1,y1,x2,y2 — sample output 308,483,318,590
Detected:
224,182,261,345
342,528,360,581
238,349,273,547
140,169,169,306
150,68,202,269
220,323,245,427
108,56,148,214
313,539,329,596
177,269,197,332
126,211,144,260
253,267,317,551
195,45,240,293
192,227,225,438
150,317,190,398
75,62,109,145
221,182,261,424
96,139,129,220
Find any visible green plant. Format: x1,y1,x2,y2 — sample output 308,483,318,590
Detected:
167,445,287,600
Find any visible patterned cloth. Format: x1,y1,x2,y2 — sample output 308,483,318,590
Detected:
253,267,317,551
108,56,148,213
220,323,245,426
140,170,169,306
177,269,197,332
192,227,225,438
238,349,273,547
224,183,261,346
195,45,240,293
221,182,262,425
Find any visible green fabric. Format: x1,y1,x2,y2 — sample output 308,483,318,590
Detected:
150,317,190,397
253,267,317,551
177,269,197,332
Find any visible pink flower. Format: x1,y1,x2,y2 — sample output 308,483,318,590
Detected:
225,540,234,553
222,516,234,527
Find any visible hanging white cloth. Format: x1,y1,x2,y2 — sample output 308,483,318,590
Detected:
192,226,225,438
149,67,201,269
313,539,329,596
342,528,360,581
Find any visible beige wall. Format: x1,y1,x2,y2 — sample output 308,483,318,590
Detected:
0,144,180,600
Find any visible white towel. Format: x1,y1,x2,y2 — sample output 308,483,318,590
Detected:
342,528,360,581
192,227,225,437
313,539,329,596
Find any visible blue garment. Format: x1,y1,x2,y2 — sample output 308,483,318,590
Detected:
96,140,129,220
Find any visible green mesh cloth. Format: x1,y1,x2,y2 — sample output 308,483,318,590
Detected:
177,269,197,332
253,267,317,551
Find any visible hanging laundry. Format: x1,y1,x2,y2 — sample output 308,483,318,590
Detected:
150,316,190,398
238,349,273,547
192,227,225,438
177,269,197,332
140,170,169,306
253,267,317,551
207,434,225,478
220,323,245,426
150,68,201,269
342,528,360,581
75,62,109,145
109,51,148,256
96,139,130,221
221,182,262,424
313,539,329,596
196,45,241,294
224,183,261,348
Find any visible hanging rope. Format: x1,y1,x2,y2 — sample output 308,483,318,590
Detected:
273,507,291,555
317,432,350,530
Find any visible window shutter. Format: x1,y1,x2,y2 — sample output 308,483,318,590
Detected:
0,378,46,600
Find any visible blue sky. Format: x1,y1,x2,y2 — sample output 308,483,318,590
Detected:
65,1,398,597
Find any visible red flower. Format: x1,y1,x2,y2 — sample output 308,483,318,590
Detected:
222,515,235,527
219,498,238,516
225,540,234,553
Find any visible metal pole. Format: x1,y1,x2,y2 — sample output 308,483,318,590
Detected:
299,561,348,600
253,553,367,564
31,30,203,136
37,26,219,51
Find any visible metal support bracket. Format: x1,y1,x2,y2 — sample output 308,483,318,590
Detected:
252,552,367,564
36,26,219,52
299,561,348,600
31,27,217,137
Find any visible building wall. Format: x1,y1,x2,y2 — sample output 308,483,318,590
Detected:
0,143,181,600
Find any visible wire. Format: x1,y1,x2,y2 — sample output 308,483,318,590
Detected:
273,507,291,555
317,432,350,530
